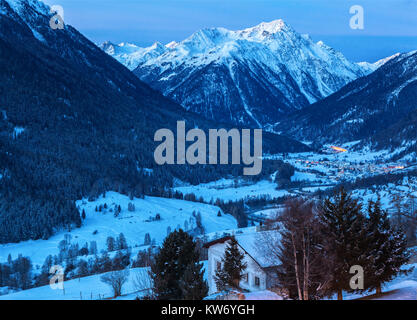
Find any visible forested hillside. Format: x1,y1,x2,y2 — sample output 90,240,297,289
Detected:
0,0,308,243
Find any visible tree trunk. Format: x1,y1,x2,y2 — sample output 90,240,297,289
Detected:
337,289,343,300
233,278,240,290
376,284,382,295
291,232,303,300
303,232,309,300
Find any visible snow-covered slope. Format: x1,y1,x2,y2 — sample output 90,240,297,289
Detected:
100,41,168,71
358,53,401,73
0,267,151,300
102,20,371,127
174,178,291,202
0,192,237,266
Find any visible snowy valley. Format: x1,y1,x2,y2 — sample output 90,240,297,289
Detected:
0,0,416,302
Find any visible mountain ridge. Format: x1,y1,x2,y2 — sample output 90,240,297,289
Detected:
102,20,372,127
273,50,417,159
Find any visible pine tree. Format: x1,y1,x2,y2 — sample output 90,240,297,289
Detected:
128,202,135,212
214,237,247,291
99,252,112,272
365,198,412,294
144,233,151,246
77,259,89,277
150,229,201,300
318,187,367,300
89,241,98,255
106,236,115,252
179,262,208,300
117,233,128,250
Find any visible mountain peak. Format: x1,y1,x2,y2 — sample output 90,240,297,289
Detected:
244,19,287,34
103,19,369,127
166,41,178,49
150,41,165,50
118,42,138,48
181,20,291,49
234,19,294,41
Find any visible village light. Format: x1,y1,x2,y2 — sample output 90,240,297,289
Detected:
330,146,348,153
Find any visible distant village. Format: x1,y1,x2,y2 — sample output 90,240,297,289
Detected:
287,145,409,183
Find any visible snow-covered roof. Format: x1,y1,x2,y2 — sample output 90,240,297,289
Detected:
235,231,280,268
205,230,281,269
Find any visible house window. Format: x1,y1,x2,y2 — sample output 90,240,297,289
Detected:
216,261,221,271
254,276,260,287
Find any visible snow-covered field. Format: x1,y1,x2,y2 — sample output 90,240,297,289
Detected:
0,267,149,300
1,261,415,300
291,171,321,183
0,192,237,266
0,261,209,300
174,178,290,202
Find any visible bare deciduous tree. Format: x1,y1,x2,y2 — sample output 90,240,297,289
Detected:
100,269,130,298
132,268,153,297
258,198,331,300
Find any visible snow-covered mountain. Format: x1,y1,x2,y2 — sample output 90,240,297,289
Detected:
100,41,169,71
274,50,417,157
102,20,372,127
357,53,401,73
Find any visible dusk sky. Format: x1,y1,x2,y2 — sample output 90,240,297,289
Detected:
43,0,417,62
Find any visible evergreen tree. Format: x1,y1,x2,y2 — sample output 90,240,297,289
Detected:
150,229,201,300
81,209,86,220
35,254,53,287
318,188,367,300
106,236,116,252
77,259,89,277
112,250,131,271
214,237,247,291
99,252,112,273
364,198,412,294
117,233,128,250
89,241,98,255
12,255,33,290
144,233,151,246
179,262,208,300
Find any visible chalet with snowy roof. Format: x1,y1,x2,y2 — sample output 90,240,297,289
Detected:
204,231,281,295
